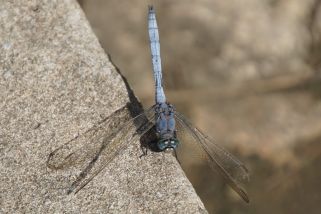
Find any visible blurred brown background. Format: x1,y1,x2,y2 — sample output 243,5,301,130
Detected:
78,0,321,213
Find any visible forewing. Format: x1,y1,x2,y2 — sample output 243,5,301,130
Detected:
47,105,156,194
47,105,132,170
175,112,250,203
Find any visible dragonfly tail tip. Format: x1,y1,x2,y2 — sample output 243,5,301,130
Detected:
148,5,154,11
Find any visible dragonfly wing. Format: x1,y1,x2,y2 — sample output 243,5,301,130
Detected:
68,106,155,194
47,105,149,170
47,105,156,194
47,105,133,170
175,112,250,203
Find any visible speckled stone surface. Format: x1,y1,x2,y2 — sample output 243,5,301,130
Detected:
0,0,207,213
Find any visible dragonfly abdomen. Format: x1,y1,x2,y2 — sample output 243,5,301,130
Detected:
148,6,166,104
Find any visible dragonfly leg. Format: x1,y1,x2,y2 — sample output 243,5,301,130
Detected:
139,144,148,158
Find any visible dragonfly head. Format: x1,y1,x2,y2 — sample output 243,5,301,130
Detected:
157,138,179,151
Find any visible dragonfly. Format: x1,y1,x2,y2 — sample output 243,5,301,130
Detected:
47,5,249,203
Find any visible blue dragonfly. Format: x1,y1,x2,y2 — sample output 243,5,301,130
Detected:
47,5,249,203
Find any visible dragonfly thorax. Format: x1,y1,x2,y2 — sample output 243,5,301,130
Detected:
155,102,178,151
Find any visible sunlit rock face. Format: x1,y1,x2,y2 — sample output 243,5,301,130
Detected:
0,1,207,213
